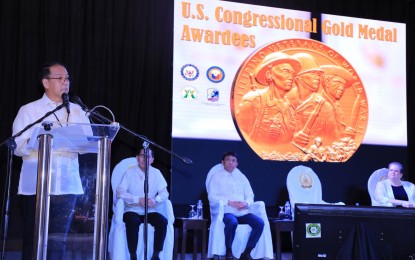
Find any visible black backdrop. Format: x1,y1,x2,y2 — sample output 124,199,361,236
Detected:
0,0,414,243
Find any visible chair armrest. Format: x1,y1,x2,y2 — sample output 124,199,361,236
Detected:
209,200,225,222
156,199,175,224
248,201,268,219
114,198,125,223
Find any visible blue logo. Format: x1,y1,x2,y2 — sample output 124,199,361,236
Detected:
207,88,219,102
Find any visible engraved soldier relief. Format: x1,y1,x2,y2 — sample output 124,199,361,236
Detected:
232,39,368,162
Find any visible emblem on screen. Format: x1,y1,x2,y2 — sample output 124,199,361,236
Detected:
181,64,199,81
306,223,321,238
206,66,225,83
180,86,198,100
207,88,220,102
231,38,368,162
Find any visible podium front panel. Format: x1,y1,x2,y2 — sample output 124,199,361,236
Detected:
29,123,117,259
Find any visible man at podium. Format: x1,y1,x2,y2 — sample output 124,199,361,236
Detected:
11,61,91,260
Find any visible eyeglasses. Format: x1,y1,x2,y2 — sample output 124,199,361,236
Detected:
138,154,153,158
46,76,71,83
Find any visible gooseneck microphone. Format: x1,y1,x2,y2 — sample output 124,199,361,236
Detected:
72,96,91,116
70,95,193,166
62,93,70,114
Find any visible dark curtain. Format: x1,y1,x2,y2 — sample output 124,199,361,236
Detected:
0,0,414,244
0,0,174,174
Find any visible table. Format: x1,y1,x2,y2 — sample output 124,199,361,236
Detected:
173,217,208,260
269,218,294,260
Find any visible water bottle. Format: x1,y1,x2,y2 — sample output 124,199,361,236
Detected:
197,200,203,219
284,201,291,217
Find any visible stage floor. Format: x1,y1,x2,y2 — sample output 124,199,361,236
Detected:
3,238,293,260
3,251,293,260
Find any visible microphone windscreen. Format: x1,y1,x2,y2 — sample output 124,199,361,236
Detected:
61,93,70,113
62,93,69,103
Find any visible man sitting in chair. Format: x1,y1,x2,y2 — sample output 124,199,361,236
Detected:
207,151,264,260
116,148,169,260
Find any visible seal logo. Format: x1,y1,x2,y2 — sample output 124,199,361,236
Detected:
299,173,313,189
181,64,199,81
206,66,225,83
306,223,321,238
231,38,368,162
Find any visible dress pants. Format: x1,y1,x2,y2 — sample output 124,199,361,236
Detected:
223,213,264,251
123,211,168,256
20,194,77,260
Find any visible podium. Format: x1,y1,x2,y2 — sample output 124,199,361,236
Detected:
27,122,119,260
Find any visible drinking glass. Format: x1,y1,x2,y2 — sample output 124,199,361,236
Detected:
189,204,197,219
278,206,285,219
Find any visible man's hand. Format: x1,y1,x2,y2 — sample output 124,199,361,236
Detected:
147,198,157,208
293,131,310,146
139,197,158,208
228,200,248,210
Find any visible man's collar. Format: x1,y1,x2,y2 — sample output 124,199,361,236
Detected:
41,93,62,106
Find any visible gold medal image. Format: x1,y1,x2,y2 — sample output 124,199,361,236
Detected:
231,38,368,162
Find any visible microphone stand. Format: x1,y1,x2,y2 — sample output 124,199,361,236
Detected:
142,142,150,259
84,106,193,165
0,104,65,260
74,98,192,260
0,139,16,260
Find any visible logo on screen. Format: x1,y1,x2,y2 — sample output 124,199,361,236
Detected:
181,64,199,81
207,88,219,102
206,66,225,83
306,223,321,238
180,86,198,100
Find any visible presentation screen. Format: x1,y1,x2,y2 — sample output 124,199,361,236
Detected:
171,0,407,206
172,0,406,163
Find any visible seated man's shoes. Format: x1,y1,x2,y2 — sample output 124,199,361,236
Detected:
225,251,235,260
239,252,253,260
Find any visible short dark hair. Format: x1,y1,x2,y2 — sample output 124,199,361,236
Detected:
137,148,154,157
388,162,403,172
222,151,237,161
39,61,66,83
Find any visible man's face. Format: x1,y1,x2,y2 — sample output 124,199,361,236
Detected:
43,64,70,102
222,155,238,173
136,149,154,171
297,71,322,92
269,63,295,91
326,75,347,100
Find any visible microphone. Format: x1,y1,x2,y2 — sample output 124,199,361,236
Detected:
142,141,149,149
72,96,91,116
62,93,70,114
182,157,193,164
72,96,116,125
41,121,53,131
